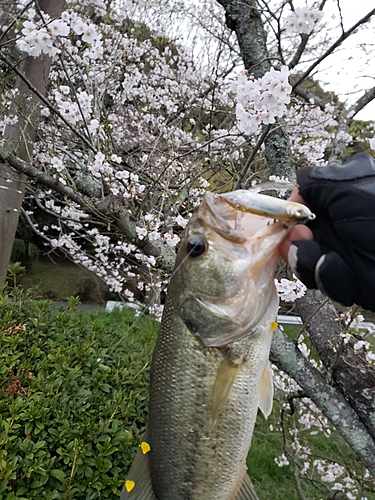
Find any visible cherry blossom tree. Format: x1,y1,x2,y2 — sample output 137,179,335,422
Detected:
1,1,375,498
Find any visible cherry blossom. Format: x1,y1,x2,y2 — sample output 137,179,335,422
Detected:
232,66,292,135
284,5,324,35
275,276,307,302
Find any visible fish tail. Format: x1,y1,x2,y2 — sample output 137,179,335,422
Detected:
234,473,260,500
121,435,157,500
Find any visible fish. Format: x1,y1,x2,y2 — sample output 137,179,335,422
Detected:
121,190,311,500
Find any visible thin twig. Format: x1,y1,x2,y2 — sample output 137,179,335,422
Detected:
292,8,375,89
0,51,97,153
295,298,329,345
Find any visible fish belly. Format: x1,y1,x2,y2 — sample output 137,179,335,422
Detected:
147,298,273,499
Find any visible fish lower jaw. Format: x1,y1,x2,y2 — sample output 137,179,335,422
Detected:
195,298,233,320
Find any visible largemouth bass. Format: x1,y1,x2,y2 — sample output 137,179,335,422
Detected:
121,191,311,500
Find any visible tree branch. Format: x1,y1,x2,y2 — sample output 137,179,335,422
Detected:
292,85,328,111
348,85,375,119
0,145,86,205
270,326,375,476
234,124,271,189
0,51,96,154
292,8,375,89
296,290,375,443
298,83,375,163
0,147,176,270
288,34,310,70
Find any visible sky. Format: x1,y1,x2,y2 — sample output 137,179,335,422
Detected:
315,1,375,121
153,0,375,122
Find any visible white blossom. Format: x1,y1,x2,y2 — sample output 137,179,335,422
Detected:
233,66,292,135
284,6,324,34
49,19,70,37
82,24,98,43
275,453,289,467
275,277,306,302
175,214,189,228
135,227,148,240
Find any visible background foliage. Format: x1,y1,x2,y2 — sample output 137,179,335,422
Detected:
0,282,157,499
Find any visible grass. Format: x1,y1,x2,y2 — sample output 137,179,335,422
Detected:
249,407,373,500
249,422,297,500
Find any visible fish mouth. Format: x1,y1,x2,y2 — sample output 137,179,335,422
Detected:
175,190,309,347
179,191,294,347
196,298,232,318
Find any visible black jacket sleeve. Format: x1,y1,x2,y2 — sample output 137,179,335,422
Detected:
291,152,375,311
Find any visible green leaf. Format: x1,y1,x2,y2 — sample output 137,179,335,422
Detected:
49,469,66,482
25,422,34,435
30,479,45,488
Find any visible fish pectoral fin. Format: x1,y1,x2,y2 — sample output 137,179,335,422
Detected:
212,356,240,423
120,435,157,500
258,360,274,419
235,472,260,500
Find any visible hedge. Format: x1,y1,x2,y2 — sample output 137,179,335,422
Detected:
0,282,158,499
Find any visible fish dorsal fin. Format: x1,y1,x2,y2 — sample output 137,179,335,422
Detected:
258,360,274,419
212,355,240,423
235,473,260,500
120,435,157,500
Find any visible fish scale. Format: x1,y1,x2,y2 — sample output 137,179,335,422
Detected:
148,299,273,499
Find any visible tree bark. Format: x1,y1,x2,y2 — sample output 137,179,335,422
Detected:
296,290,375,442
217,0,295,181
270,326,375,476
0,0,66,284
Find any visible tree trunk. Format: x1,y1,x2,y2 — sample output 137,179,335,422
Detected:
217,0,294,181
217,0,375,477
296,291,375,441
0,0,66,284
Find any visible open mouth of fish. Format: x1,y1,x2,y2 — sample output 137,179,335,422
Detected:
176,190,314,348
196,189,314,250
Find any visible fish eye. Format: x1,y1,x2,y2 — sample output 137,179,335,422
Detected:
187,235,207,258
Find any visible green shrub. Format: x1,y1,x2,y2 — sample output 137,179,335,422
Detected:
0,286,158,499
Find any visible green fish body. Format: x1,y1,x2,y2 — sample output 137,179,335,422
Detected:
122,191,295,500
